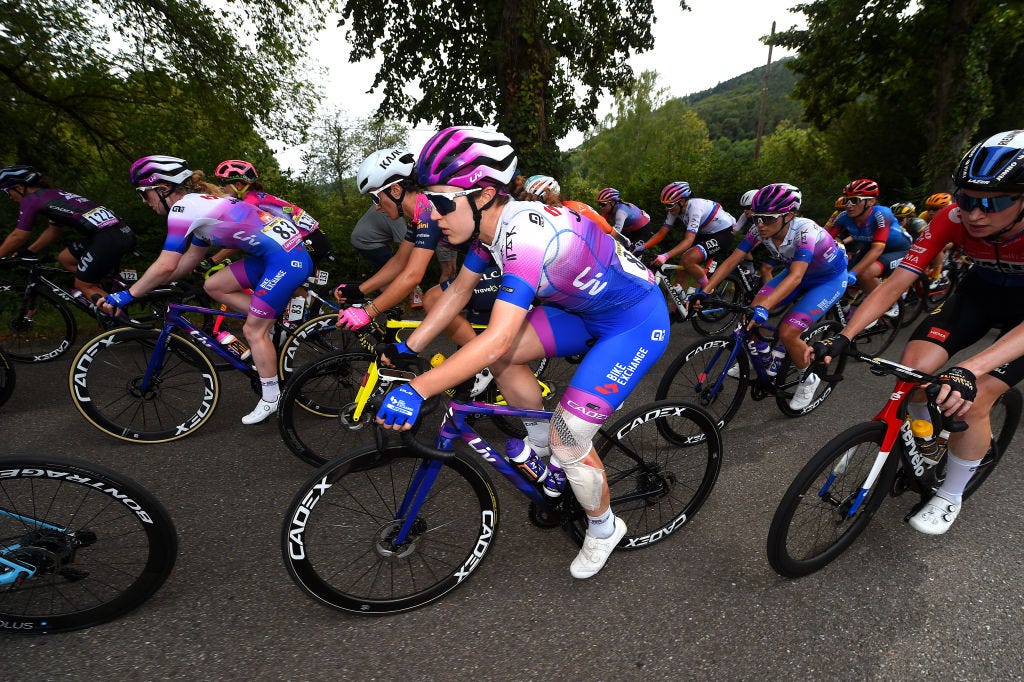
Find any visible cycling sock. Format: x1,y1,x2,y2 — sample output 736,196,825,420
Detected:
586,508,615,539
260,376,280,403
523,419,550,452
937,451,979,505
908,401,931,422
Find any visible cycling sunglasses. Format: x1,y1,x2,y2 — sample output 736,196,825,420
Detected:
751,213,784,225
841,196,872,206
953,192,1024,214
135,185,162,196
424,188,482,215
662,200,683,210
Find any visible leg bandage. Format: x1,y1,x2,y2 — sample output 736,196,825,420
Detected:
551,408,606,512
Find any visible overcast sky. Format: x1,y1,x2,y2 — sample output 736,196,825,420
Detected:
272,0,806,171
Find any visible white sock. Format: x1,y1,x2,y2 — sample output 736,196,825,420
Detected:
587,508,615,539
908,401,931,422
523,420,550,455
260,376,280,403
937,452,979,505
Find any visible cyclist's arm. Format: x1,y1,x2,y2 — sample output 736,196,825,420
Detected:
851,241,885,276
27,223,63,254
703,244,747,292
409,297,526,399
403,264,481,354
359,239,414,295
841,267,917,338
662,230,697,260
168,243,209,281
363,246,432,316
756,261,807,311
0,228,32,258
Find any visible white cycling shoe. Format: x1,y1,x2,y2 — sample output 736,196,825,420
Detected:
727,363,741,378
242,398,279,425
908,494,960,535
570,517,626,579
789,373,821,411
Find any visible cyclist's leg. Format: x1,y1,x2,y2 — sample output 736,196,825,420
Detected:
72,226,136,301
204,258,255,313
774,272,848,370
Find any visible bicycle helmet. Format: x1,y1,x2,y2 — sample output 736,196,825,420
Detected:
524,175,560,196
752,183,801,214
779,182,803,210
0,165,42,191
924,192,952,210
891,202,917,219
130,155,192,187
953,130,1024,193
739,189,758,209
596,187,621,204
214,159,259,183
834,196,845,210
660,181,691,205
415,127,517,191
843,178,879,197
357,148,416,194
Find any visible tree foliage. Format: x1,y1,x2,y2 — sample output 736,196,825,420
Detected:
336,0,688,175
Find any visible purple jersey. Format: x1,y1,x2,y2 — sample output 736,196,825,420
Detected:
241,191,319,237
611,202,651,234
163,193,304,257
738,217,847,281
463,201,655,315
15,188,125,235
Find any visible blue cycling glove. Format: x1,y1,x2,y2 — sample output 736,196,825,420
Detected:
105,290,135,309
751,305,769,326
377,383,425,427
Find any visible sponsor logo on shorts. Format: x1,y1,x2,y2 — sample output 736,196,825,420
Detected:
926,326,950,342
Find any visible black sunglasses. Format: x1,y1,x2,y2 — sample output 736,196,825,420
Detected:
424,188,482,215
954,192,1023,214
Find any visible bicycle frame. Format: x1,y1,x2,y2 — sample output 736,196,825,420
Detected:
0,508,74,586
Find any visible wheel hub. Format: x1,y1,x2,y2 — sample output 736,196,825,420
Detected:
372,518,426,559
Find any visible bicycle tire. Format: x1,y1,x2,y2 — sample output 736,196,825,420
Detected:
766,421,898,578
566,400,722,549
277,313,357,382
774,320,844,417
0,282,77,363
277,350,377,467
898,280,929,329
68,328,220,443
0,454,177,633
958,386,1021,499
282,444,499,615
849,301,901,357
655,336,749,434
690,274,745,337
0,345,14,407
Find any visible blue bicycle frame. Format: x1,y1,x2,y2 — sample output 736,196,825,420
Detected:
0,509,71,585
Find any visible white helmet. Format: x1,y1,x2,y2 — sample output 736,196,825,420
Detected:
356,148,416,194
524,174,560,196
739,189,758,209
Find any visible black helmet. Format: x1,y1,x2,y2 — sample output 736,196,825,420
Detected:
0,165,42,191
953,130,1024,193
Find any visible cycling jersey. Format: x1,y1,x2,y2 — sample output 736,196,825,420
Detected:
563,199,614,235
829,205,912,253
737,217,847,283
240,191,319,236
14,188,127,235
664,198,735,235
899,204,1024,286
404,194,447,251
609,202,651,235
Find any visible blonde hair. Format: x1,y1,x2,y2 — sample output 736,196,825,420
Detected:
178,170,224,197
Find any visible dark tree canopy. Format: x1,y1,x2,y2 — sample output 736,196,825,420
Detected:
337,0,689,175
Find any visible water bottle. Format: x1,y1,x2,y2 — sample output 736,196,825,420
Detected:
215,330,251,361
765,344,787,377
747,338,771,366
910,419,942,467
543,460,567,498
506,439,548,484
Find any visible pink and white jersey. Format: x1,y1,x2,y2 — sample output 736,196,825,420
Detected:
665,197,735,234
464,200,656,315
241,191,319,236
162,193,304,257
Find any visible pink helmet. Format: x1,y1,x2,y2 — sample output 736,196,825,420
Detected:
415,126,517,190
215,159,259,183
660,181,691,205
596,187,620,204
752,183,802,214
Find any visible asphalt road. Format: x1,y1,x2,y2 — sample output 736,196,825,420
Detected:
2,317,1022,680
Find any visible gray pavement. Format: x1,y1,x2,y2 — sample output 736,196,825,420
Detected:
2,319,1023,680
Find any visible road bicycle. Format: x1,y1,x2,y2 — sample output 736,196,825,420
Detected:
766,347,1022,578
68,302,269,443
655,299,844,434
0,454,177,633
0,345,14,408
649,260,761,337
281,374,722,614
0,255,197,364
277,308,570,467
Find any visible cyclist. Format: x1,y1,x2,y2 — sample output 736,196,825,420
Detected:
651,181,737,298
336,148,497,350
822,195,846,234
375,126,669,579
595,187,654,248
812,130,1024,535
0,165,137,304
827,178,912,301
892,201,927,239
104,155,312,425
692,183,847,410
523,175,616,237
919,192,953,223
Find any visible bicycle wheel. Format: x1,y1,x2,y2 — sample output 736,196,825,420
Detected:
277,313,357,382
655,336,749,433
690,274,744,337
69,328,220,443
0,282,77,363
958,386,1021,499
850,301,901,357
0,345,14,407
566,400,722,548
282,444,499,615
766,421,899,578
0,455,177,633
898,279,929,329
277,351,377,467
774,320,844,417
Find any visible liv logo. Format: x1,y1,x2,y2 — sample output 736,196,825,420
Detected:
573,267,607,295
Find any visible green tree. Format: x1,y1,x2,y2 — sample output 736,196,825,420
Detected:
775,0,1024,192
336,0,689,175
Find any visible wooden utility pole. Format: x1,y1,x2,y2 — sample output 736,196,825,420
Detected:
753,21,776,161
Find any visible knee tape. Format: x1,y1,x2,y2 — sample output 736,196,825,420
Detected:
550,408,605,511
562,459,606,512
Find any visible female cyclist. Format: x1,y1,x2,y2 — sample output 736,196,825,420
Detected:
375,126,670,579
103,155,312,424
